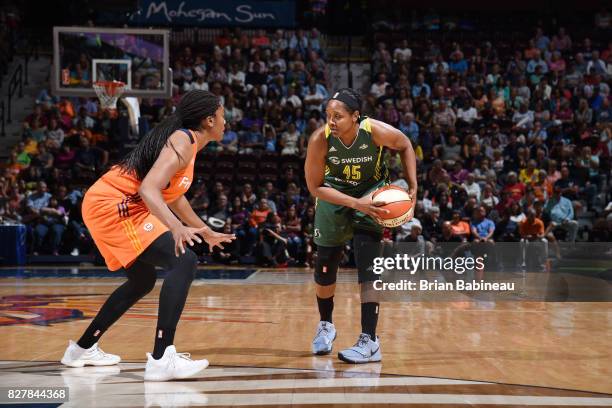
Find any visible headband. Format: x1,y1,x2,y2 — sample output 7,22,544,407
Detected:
330,90,360,112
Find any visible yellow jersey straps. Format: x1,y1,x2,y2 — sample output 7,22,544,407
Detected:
359,117,371,133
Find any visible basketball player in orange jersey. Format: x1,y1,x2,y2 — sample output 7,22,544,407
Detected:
305,88,417,363
60,90,235,381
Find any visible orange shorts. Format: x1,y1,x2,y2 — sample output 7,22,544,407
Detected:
82,178,168,271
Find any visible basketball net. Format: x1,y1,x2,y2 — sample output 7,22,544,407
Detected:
93,80,126,110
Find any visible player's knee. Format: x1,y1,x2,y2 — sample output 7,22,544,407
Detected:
314,246,343,286
158,238,198,268
160,247,198,280
178,249,198,281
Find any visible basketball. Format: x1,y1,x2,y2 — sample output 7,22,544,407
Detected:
371,185,414,228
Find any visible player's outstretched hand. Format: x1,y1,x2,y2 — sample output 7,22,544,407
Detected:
200,229,236,251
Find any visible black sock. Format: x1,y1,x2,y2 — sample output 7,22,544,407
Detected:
317,296,334,324
153,327,176,359
77,327,105,349
361,302,379,339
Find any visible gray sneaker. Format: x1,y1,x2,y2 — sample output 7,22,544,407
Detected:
338,333,381,364
312,321,337,355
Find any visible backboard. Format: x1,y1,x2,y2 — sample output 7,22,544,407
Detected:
52,26,172,98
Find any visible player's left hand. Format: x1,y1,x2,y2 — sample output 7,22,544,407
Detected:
199,229,236,251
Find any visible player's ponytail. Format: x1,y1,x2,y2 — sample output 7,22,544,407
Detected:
117,90,220,180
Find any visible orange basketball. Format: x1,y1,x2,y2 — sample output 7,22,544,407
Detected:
371,185,414,228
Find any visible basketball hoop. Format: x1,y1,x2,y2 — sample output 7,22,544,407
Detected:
93,80,126,110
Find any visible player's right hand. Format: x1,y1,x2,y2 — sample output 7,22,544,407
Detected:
171,224,203,257
354,193,390,222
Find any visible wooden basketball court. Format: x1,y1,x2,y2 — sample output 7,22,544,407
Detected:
0,266,611,407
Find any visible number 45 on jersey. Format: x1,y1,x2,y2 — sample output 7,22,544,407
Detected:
343,165,361,181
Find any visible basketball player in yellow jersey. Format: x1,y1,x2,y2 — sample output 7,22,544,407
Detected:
305,88,417,363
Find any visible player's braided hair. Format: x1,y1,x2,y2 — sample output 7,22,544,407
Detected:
117,90,220,180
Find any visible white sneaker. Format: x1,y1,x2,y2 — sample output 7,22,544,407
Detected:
144,346,209,382
312,321,337,355
338,333,382,364
60,340,121,368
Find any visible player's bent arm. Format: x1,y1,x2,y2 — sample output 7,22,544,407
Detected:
370,118,418,197
138,132,192,231
168,195,211,233
305,128,359,209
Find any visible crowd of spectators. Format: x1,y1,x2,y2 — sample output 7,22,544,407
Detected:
1,20,610,268
372,25,611,261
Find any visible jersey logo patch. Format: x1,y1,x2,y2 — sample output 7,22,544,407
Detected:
329,146,337,152
144,223,154,232
328,156,340,165
359,143,368,150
